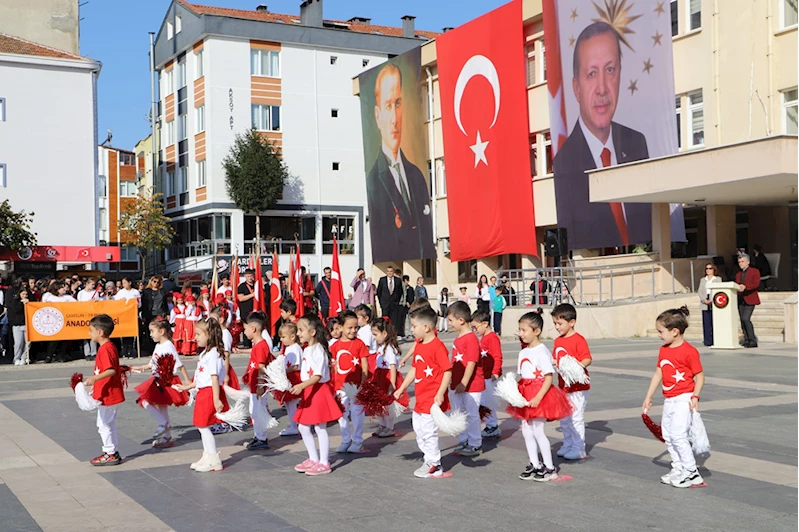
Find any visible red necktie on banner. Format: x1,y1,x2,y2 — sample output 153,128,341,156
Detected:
601,148,629,246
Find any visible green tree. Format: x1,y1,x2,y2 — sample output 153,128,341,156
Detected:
223,128,288,247
0,200,37,250
119,189,175,279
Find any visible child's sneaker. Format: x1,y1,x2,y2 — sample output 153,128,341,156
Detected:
151,425,169,440
294,459,317,473
660,468,684,484
152,437,174,449
90,452,121,466
671,469,704,488
371,425,386,437
347,442,364,453
563,448,587,460
519,463,541,481
556,445,571,457
246,438,270,450
375,427,396,438
533,466,558,482
305,462,332,476
482,426,501,439
210,423,232,435
336,441,352,453
453,441,468,452
279,427,299,437
457,445,482,457
413,463,444,478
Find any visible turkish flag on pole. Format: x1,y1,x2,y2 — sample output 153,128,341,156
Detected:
542,0,568,155
291,244,302,305
254,252,264,313
270,250,281,335
437,0,537,261
329,237,346,317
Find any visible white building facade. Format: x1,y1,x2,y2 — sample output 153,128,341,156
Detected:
0,33,100,249
154,1,435,279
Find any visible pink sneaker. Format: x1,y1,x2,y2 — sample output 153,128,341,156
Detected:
305,462,332,476
294,459,317,473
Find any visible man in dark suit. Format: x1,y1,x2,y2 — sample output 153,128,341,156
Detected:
553,21,651,250
366,63,436,264
376,265,403,328
736,254,761,348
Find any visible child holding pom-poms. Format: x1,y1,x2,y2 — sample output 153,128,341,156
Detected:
131,318,191,448
506,309,572,482
277,321,303,437
369,317,408,438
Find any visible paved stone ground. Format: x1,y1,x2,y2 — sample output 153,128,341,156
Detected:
0,336,796,532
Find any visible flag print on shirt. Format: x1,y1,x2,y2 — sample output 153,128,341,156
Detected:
657,342,702,398
412,338,452,414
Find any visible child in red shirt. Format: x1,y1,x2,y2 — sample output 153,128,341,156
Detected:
84,314,125,466
445,301,485,457
551,303,592,460
643,306,705,488
395,306,452,478
243,311,275,450
470,309,503,439
330,310,369,453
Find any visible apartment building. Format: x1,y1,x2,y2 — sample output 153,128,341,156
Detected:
97,144,141,274
152,0,437,278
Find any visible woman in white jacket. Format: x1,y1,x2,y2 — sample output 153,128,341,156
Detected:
697,263,720,346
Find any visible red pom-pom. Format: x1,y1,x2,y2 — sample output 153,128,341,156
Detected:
642,412,665,443
70,373,83,391
119,365,132,389
155,354,176,381
242,372,250,385
355,380,394,418
479,405,493,421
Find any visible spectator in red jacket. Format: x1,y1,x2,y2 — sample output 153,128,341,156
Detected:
735,254,761,348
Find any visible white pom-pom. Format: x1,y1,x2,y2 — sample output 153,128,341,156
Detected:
185,387,198,407
556,355,590,387
251,402,279,433
390,401,407,419
430,404,467,436
493,372,527,408
216,399,250,431
262,355,292,392
342,382,359,404
74,382,101,412
224,385,250,404
689,411,710,455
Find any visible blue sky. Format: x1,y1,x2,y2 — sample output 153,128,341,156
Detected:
79,0,505,150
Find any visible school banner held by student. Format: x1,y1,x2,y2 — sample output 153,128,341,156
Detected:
358,47,436,264
543,0,686,250
25,299,139,342
436,0,537,261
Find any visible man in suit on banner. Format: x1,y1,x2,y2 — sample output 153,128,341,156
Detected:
366,63,436,263
554,21,651,250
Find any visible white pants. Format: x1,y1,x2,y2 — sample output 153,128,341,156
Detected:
337,391,365,445
12,326,26,364
481,378,498,427
560,391,587,453
521,418,553,469
662,392,696,472
143,402,171,438
379,413,395,431
412,412,440,466
83,339,97,358
285,398,300,431
449,390,482,447
96,405,119,454
249,393,270,441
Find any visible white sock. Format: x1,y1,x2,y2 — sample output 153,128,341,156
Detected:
158,405,171,438
315,424,330,466
198,427,217,454
521,420,540,468
298,423,319,462
531,419,553,469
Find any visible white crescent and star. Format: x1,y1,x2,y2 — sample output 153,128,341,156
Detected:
454,352,464,363
453,54,500,169
660,359,678,391
335,349,358,375
270,278,281,303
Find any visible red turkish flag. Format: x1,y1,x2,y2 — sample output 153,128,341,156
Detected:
291,244,302,305
542,0,569,155
437,0,537,261
329,237,346,317
253,252,265,313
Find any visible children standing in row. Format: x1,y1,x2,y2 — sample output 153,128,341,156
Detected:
331,310,369,453
446,301,484,457
277,322,303,437
394,306,452,478
551,303,592,460
243,311,274,451
292,314,342,476
643,307,705,488
470,309,503,439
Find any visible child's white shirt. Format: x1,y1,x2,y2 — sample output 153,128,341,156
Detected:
300,343,330,383
222,329,233,354
517,344,554,379
284,343,302,369
375,344,398,370
150,341,183,376
357,324,377,353
194,348,225,388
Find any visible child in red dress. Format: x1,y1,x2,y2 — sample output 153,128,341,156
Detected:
370,317,408,438
292,314,342,476
180,295,202,355
169,292,186,353
277,322,303,437
199,287,212,317
84,314,125,466
175,319,230,472
131,319,191,448
510,310,572,482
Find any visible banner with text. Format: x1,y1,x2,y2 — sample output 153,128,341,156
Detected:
25,300,139,342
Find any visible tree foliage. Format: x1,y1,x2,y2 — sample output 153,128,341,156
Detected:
0,200,37,250
119,189,175,278
223,128,288,215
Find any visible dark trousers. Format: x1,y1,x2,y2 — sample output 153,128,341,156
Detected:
701,308,713,346
739,304,757,345
120,337,136,358
397,306,408,337
493,312,503,336
320,307,329,321
45,341,66,362
477,299,490,314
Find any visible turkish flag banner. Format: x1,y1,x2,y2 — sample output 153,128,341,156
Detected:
437,0,536,261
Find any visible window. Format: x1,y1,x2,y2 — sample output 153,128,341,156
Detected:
422,259,436,283
252,104,281,131
175,15,182,34
0,163,5,187
784,0,799,27
177,60,186,89
675,96,682,149
688,0,701,30
530,135,538,178
362,59,370,67
543,131,553,175
99,175,107,197
195,49,204,78
180,167,188,193
250,49,280,77
783,88,798,134
178,115,187,141
670,0,679,36
539,40,547,82
119,153,135,165
331,108,339,118
120,181,138,197
196,105,205,133
0,97,5,121
330,55,338,65
688,90,704,146
165,120,174,145
526,45,536,86
332,162,340,171
165,69,174,94
167,20,174,40
197,160,207,187
166,171,176,196
120,246,138,261
322,216,355,254
99,208,107,230
436,158,446,196
458,259,477,283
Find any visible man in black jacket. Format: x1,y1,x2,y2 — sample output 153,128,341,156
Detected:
376,266,403,328
398,274,415,339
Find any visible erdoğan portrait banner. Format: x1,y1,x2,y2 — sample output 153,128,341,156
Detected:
543,0,686,250
437,0,537,261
